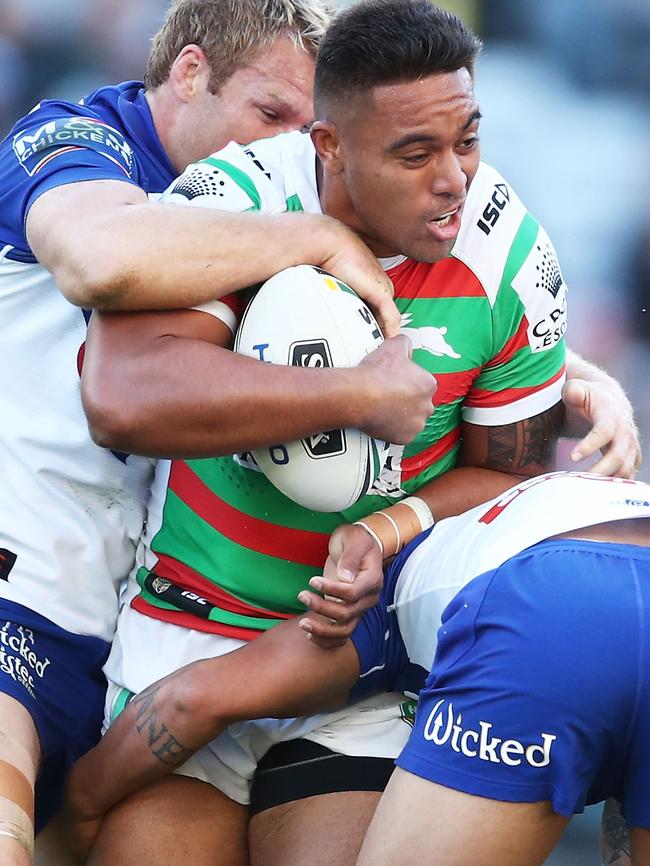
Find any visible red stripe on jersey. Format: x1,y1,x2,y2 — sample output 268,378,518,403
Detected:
150,551,288,620
130,596,271,640
170,461,330,567
432,368,481,405
401,428,461,481
387,257,485,300
465,365,566,408
485,317,530,369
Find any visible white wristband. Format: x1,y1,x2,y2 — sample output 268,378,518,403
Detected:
352,521,384,555
400,496,435,532
373,509,402,555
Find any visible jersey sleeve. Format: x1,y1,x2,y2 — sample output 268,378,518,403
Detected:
160,140,288,327
8,105,140,231
160,141,287,215
452,164,567,427
463,220,566,425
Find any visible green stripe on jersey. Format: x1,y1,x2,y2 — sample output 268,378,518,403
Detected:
111,687,134,722
201,157,262,209
286,193,304,211
491,212,539,355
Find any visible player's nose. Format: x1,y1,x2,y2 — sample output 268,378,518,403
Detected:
431,151,467,199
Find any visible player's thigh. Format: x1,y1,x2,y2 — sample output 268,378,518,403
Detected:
248,729,400,866
0,693,40,866
357,767,569,866
631,828,650,866
250,790,382,866
87,775,249,866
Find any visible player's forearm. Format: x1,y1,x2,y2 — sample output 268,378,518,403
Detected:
28,182,351,311
565,347,610,384
355,407,564,559
66,207,344,310
83,339,371,457
66,669,223,822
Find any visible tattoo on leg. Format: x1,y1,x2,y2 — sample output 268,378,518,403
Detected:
130,685,192,766
601,799,631,864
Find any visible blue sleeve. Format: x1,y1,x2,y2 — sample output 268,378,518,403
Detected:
0,104,141,252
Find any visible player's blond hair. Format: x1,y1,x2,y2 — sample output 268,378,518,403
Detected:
145,0,331,92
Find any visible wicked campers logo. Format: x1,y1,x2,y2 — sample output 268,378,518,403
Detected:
0,622,50,698
423,699,556,768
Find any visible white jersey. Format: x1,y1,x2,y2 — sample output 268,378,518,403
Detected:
394,471,650,671
0,252,152,640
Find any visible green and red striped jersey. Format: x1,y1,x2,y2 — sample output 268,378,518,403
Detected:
125,132,567,638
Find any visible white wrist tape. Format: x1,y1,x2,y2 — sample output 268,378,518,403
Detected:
400,496,435,532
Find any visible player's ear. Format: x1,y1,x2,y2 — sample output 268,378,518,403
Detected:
311,121,345,175
168,45,210,103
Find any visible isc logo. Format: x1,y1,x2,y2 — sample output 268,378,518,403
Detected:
477,183,510,236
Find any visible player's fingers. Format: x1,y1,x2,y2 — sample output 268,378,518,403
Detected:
585,442,638,480
298,612,360,647
372,285,400,338
385,333,414,359
570,422,615,464
308,573,382,604
298,591,363,625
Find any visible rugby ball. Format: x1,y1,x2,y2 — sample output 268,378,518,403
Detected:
234,265,387,511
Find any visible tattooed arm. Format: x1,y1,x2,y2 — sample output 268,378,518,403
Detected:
64,618,359,858
300,403,565,645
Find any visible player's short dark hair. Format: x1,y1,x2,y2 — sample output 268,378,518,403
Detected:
314,0,482,116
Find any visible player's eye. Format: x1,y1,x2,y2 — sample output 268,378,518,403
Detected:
401,152,429,166
258,108,279,122
459,134,479,150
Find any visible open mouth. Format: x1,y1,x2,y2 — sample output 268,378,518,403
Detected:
426,205,463,241
430,207,459,227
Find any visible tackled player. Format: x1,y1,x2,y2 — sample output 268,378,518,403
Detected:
76,3,641,865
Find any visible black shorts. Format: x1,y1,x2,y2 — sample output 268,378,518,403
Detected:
250,739,395,815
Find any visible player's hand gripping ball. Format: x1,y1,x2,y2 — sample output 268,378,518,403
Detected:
235,265,388,511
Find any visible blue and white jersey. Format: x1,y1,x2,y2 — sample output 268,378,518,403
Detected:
350,471,650,699
0,82,176,641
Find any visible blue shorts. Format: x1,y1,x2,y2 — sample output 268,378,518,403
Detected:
397,539,650,827
0,600,110,829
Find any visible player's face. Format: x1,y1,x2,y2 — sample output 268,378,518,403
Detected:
328,69,480,262
197,37,315,152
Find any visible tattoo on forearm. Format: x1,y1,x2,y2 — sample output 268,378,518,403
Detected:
486,403,564,473
601,799,631,864
130,685,192,766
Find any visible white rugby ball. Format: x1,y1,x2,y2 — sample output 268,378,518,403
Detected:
234,265,387,512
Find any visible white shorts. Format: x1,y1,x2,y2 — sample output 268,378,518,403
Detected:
103,602,413,804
